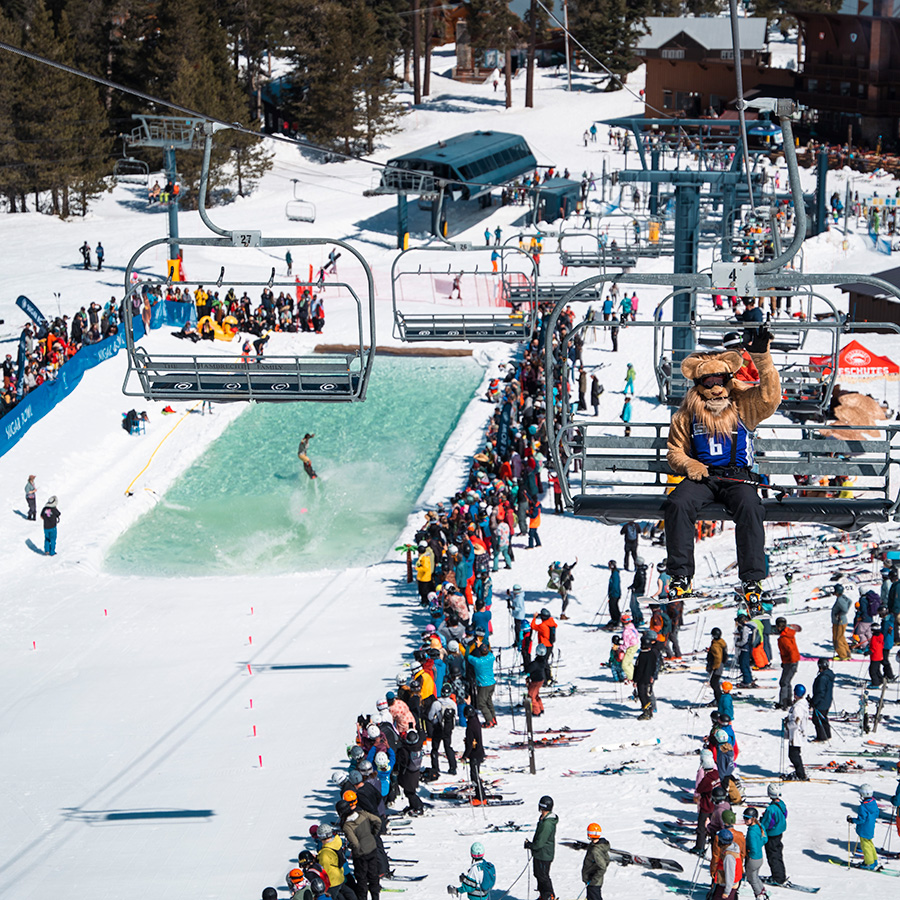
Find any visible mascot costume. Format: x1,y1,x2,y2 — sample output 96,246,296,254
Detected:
663,329,780,601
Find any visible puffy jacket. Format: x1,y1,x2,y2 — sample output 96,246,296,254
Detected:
318,835,347,886
529,812,558,862
761,799,787,836
389,697,415,732
883,616,895,651
745,821,767,860
811,668,834,710
467,650,496,687
786,700,807,746
870,633,884,662
581,839,610,886
531,615,557,647
342,808,381,856
735,623,755,651
777,627,800,664
510,586,525,619
608,569,621,599
634,647,656,684
831,595,852,625
707,638,727,672
695,768,720,815
717,693,734,721
854,796,879,840
416,554,433,583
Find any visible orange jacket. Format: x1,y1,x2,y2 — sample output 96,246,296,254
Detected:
778,627,800,664
531,615,557,647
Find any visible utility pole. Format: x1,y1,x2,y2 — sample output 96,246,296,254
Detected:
525,0,537,108
563,0,572,92
412,0,422,105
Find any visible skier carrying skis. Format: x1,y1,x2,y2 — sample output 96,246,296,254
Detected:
298,432,318,479
581,823,610,900
524,796,557,900
663,331,780,601
848,784,880,870
448,842,496,900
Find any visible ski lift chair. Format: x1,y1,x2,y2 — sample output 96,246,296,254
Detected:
558,230,637,270
391,244,538,342
114,155,150,185
542,270,900,531
285,180,316,223
121,123,374,403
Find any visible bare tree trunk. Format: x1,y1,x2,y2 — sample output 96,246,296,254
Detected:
423,1,433,96
403,46,411,84
412,0,422,104
525,0,537,108
505,47,512,109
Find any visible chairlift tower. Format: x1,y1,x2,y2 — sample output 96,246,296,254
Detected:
124,115,204,277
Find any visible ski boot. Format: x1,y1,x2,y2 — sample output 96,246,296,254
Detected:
667,576,693,599
740,580,764,616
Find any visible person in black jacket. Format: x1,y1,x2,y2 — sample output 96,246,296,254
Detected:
634,633,657,720
395,729,424,815
460,704,486,803
40,495,61,555
810,658,835,741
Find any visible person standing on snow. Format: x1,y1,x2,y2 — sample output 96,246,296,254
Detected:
760,784,788,886
606,560,622,627
620,520,639,569
525,642,549,715
525,796,557,900
785,684,808,780
741,807,768,900
25,474,37,520
710,828,743,900
634,632,657,720
581,823,610,900
80,241,91,269
460,703,486,803
448,842,496,900
628,559,647,626
707,627,728,703
40,495,61,555
848,784,880,870
810,658,834,741
831,584,852,660
775,617,802,709
95,242,105,271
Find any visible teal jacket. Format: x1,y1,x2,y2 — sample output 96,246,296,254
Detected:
745,821,767,860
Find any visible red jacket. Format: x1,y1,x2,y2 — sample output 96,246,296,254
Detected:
870,633,884,662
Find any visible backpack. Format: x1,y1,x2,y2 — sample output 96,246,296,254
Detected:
335,842,347,868
866,590,881,618
478,860,496,893
407,749,423,773
750,622,762,648
473,550,490,575
624,522,638,542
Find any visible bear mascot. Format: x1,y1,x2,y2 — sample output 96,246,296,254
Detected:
663,329,780,602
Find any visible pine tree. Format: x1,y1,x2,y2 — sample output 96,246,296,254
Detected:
463,0,524,108
0,9,24,211
569,0,650,80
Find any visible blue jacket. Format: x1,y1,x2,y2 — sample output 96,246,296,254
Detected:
467,650,496,687
855,796,879,840
883,615,895,651
472,609,492,634
761,799,787,836
745,821,767,860
717,693,734,721
608,569,621,600
510,587,525,619
432,657,447,696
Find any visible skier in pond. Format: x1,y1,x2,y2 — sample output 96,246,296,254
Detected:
298,432,317,479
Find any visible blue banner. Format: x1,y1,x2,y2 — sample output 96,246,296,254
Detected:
496,399,513,460
0,301,193,458
16,295,49,331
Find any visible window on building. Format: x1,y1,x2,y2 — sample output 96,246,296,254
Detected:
807,78,818,92
663,90,673,109
661,48,685,59
840,81,851,96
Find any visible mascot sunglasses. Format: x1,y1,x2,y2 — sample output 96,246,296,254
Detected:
696,373,733,388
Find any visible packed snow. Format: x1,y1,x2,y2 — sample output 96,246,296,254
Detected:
1,51,899,900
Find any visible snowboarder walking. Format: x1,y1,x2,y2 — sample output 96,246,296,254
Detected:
524,796,557,900
848,784,880,869
80,241,91,269
581,823,610,900
298,432,318,479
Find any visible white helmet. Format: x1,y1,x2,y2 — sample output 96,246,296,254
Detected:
448,640,460,653
366,724,380,740
859,783,873,798
767,784,782,799
699,749,714,769
396,671,408,686
375,751,390,771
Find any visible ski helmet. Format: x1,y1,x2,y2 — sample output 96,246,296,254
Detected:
376,698,389,712
793,684,806,698
335,799,352,818
817,657,830,669
347,770,363,786
699,749,714,768
366,724,381,740
721,681,733,693
640,633,654,648
342,790,357,806
657,560,667,572
767,784,782,799
717,829,734,845
448,640,460,653
513,584,522,591
410,661,423,676
470,842,485,859
859,783,873,798
743,806,759,820
611,635,622,645
288,869,306,886
711,627,722,639
722,811,737,826
722,332,742,349
636,557,645,567
621,612,632,623
405,729,420,745
775,617,787,630
358,759,374,776
423,624,436,635
330,773,348,788
263,889,278,900
717,713,732,725
713,728,729,745
540,608,551,619
396,671,408,686
711,786,727,803
538,795,554,812
298,850,317,867
608,560,617,568
309,876,327,897
350,745,365,762
441,682,453,697
587,823,603,839
535,642,548,657
375,751,390,771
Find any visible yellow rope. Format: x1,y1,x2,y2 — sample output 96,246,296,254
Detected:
124,402,201,495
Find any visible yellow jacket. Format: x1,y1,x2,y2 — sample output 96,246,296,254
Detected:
318,835,346,886
416,554,433,583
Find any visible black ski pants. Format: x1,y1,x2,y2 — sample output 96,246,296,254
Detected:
788,745,806,780
636,681,653,717
663,477,765,583
430,720,456,775
765,832,786,884
353,851,380,900
812,705,831,741
533,858,554,900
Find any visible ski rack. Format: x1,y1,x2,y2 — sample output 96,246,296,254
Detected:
390,244,539,343
122,122,375,403
543,270,900,531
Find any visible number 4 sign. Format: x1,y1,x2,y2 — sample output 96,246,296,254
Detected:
711,261,757,296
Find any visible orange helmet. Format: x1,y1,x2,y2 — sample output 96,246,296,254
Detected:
587,823,603,839
721,681,733,693
288,869,305,885
342,790,358,806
